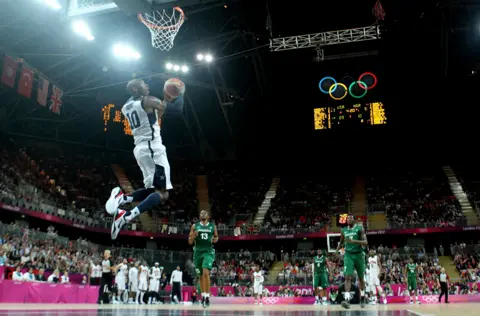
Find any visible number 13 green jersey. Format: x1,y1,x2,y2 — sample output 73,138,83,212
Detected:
194,222,214,252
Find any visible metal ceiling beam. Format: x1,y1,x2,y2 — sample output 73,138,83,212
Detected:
270,26,381,52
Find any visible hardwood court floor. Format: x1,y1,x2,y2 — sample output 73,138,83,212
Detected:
0,303,476,316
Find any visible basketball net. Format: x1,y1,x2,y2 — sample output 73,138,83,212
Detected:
138,7,185,51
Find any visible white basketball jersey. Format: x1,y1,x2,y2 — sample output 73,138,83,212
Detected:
139,266,148,280
129,267,138,281
122,97,161,145
368,255,379,272
117,264,128,279
253,272,263,285
150,267,161,279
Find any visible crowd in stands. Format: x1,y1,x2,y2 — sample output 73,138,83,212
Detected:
366,167,466,228
208,168,270,225
3,131,476,235
264,176,351,234
208,249,276,286
277,243,480,295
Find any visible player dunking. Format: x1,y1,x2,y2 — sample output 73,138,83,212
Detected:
105,79,184,240
336,214,368,309
188,210,218,308
313,249,330,306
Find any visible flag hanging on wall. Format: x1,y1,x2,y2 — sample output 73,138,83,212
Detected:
1,55,18,88
37,76,50,106
17,65,34,98
373,0,386,21
49,85,63,114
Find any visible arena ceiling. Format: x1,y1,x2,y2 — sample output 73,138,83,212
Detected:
0,0,477,161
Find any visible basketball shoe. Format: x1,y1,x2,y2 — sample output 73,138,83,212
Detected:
106,187,124,215
111,209,127,240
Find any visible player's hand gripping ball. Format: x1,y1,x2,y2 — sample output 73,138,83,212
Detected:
164,78,185,101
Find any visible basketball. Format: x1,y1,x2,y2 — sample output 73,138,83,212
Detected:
164,78,185,100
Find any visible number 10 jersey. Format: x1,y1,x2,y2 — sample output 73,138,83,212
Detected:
122,96,161,146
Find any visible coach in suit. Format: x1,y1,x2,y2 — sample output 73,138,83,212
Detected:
35,268,46,282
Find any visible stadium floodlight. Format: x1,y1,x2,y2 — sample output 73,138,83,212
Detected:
166,62,188,73
43,0,61,10
204,54,213,62
72,20,95,41
197,52,214,63
113,44,141,60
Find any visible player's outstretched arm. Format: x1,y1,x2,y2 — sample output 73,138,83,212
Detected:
336,233,345,253
164,94,184,116
212,225,219,243
188,224,197,245
143,96,167,116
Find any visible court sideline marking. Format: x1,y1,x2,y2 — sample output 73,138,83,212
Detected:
406,309,435,316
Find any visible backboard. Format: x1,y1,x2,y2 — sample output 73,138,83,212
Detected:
67,0,118,17
66,0,179,17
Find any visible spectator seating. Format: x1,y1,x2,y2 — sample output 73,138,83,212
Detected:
263,176,352,234
366,167,465,228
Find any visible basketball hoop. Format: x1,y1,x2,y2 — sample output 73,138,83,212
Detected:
138,7,185,51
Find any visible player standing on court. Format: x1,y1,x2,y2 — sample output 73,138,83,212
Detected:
336,214,368,309
313,249,330,306
138,262,149,304
113,259,128,304
188,210,219,308
367,250,386,305
105,79,184,240
405,257,421,304
253,265,264,305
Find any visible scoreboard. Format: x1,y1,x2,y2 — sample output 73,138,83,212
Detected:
101,104,132,136
314,102,386,130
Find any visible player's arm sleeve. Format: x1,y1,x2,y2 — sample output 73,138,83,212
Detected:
336,233,345,251
212,225,219,243
188,224,196,245
357,228,368,246
164,94,184,116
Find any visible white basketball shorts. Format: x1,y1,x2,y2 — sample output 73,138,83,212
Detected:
369,274,380,287
134,140,172,190
138,280,148,291
129,279,138,292
253,284,263,295
116,278,126,291
149,279,159,292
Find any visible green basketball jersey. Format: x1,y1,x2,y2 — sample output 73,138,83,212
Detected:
193,222,214,252
407,263,416,278
341,225,363,253
313,255,327,275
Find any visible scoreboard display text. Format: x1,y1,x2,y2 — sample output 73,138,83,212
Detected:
336,214,368,227
314,102,386,130
102,104,132,136
101,104,162,136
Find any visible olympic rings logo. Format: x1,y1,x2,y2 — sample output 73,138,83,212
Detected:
319,72,377,100
262,297,279,305
421,295,438,304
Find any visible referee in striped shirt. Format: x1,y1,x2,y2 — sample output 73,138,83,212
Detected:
438,267,450,304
